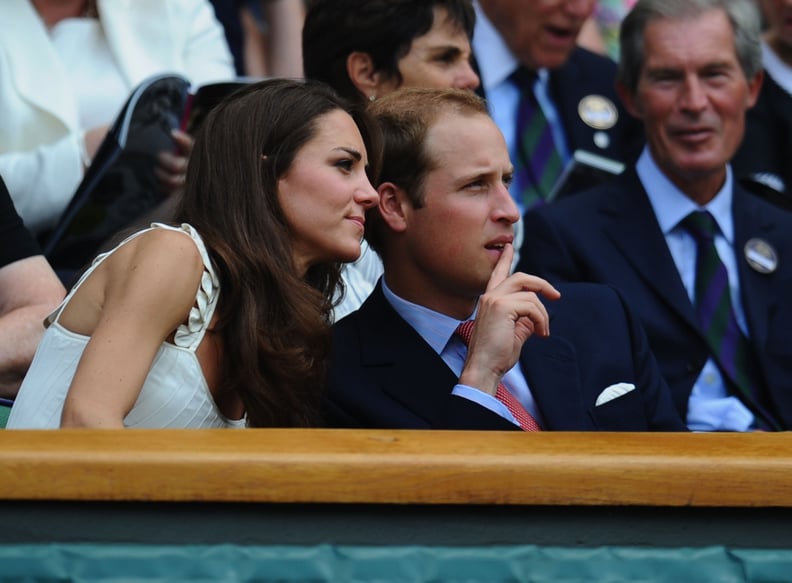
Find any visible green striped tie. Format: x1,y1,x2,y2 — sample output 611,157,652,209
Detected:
680,211,779,430
511,67,563,210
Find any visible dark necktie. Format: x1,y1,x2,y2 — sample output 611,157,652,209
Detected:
680,211,777,429
510,67,563,211
454,320,541,431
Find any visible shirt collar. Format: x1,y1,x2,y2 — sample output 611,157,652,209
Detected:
636,147,734,242
381,277,476,354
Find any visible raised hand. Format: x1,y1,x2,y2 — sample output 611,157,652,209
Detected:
458,243,560,396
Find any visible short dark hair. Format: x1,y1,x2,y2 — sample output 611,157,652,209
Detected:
303,0,476,104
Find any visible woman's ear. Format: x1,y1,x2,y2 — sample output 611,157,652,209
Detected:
347,51,381,101
377,182,409,233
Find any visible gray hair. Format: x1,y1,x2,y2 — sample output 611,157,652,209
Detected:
618,0,762,93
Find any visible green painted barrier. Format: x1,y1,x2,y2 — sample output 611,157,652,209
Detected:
0,544,790,582
0,402,10,429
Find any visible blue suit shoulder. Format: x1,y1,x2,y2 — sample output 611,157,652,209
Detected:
566,46,618,75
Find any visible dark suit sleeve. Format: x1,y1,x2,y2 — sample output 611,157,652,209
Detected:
435,397,521,431
323,357,521,431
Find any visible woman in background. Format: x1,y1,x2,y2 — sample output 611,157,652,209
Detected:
0,0,235,236
302,0,480,320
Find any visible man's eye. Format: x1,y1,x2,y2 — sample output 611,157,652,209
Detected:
703,69,728,80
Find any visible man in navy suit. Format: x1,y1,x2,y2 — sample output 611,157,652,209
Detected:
324,87,684,432
472,0,644,212
518,0,792,431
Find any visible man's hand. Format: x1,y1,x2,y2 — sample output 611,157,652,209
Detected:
458,243,561,395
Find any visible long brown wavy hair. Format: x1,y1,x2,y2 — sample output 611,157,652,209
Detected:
175,79,382,427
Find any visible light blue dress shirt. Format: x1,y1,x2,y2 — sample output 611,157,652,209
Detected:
381,278,545,428
472,1,571,214
636,148,754,431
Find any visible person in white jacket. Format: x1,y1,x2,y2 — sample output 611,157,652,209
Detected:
0,0,236,235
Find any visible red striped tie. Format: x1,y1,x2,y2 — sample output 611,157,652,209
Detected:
455,320,542,431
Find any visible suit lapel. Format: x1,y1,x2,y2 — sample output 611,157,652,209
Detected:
355,286,461,423
599,170,698,329
732,187,780,351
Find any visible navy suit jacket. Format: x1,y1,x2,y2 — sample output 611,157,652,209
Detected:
517,169,792,426
324,281,685,431
475,47,644,168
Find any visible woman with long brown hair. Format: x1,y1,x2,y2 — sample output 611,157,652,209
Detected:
7,78,381,429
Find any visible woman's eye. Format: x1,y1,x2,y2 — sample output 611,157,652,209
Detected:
336,159,354,171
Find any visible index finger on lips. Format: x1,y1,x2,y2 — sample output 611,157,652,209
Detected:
485,243,515,293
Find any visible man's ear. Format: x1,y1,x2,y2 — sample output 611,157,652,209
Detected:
616,80,642,120
347,51,381,100
377,182,410,233
745,69,764,109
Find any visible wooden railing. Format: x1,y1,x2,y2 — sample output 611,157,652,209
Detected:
1,429,791,506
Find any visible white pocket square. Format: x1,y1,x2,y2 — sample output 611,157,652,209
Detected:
595,382,636,406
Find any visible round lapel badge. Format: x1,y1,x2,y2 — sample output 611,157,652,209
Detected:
744,238,778,274
578,95,618,130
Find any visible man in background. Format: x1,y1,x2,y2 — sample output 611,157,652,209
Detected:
472,0,644,211
519,0,792,431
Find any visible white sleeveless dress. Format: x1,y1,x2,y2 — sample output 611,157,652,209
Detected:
7,223,246,429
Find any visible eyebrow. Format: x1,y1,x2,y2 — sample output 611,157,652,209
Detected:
336,147,363,161
431,45,462,54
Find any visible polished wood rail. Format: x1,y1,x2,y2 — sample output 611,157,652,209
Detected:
0,429,790,506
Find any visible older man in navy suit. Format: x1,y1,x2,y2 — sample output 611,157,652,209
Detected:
518,0,792,431
323,87,684,432
472,0,644,213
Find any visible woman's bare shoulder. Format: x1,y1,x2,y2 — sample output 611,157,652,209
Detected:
102,228,206,313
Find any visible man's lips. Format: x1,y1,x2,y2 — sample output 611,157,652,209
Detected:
544,23,580,44
671,126,715,143
484,237,513,251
